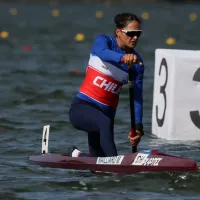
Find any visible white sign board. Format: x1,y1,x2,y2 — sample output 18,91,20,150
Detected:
42,125,50,153
152,49,200,140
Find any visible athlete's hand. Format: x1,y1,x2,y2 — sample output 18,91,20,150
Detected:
128,130,143,146
122,54,143,65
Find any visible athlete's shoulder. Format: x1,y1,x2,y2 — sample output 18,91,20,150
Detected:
94,34,113,43
92,34,116,53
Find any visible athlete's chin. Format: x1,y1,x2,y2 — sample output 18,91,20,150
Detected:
129,43,136,48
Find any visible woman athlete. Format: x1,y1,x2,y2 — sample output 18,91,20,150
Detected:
68,13,144,157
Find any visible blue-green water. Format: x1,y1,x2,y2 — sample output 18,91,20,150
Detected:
0,2,200,200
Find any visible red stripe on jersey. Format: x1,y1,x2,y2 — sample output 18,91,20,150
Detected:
79,66,122,108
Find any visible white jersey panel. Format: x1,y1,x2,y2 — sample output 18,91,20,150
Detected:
89,54,128,83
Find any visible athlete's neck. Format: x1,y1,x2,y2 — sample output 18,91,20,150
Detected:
116,37,132,54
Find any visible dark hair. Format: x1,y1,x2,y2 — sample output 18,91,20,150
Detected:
114,13,141,28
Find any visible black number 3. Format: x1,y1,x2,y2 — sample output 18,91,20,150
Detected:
190,68,200,129
156,58,168,127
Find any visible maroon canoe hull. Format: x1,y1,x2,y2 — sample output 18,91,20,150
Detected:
28,149,198,174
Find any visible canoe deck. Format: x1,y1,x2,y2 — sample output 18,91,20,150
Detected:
29,149,198,174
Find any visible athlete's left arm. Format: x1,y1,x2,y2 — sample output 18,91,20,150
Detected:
133,63,144,133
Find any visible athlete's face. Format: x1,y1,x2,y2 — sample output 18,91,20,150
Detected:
116,20,142,49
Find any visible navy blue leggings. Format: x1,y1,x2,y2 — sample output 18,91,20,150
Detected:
69,97,117,157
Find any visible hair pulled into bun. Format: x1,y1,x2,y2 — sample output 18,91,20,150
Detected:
114,13,141,28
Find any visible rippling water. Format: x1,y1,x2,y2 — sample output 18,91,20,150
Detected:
0,2,200,200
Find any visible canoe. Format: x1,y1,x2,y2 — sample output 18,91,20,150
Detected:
28,125,198,174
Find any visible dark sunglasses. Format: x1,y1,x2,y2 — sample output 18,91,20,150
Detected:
121,30,142,38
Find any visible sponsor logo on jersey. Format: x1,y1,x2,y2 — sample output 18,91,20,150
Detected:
101,65,108,70
96,155,124,165
132,153,162,166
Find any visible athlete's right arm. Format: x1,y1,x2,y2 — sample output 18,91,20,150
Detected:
91,35,124,63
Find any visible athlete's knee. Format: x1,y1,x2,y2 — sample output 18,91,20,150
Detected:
69,112,100,133
69,110,80,129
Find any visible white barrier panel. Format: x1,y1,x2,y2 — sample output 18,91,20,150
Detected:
152,49,200,140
